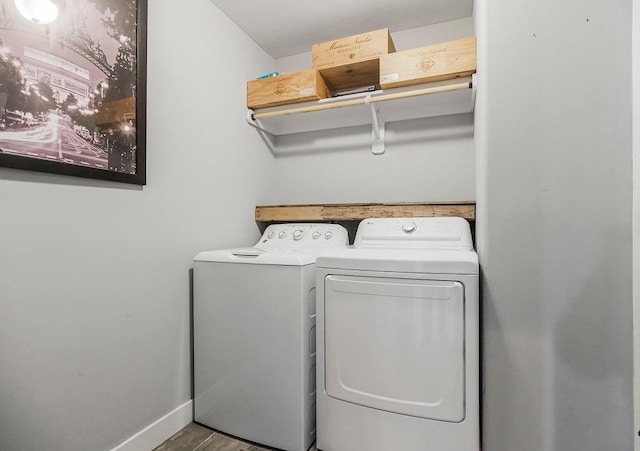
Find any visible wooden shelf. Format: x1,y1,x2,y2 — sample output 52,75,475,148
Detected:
248,77,474,136
255,202,475,224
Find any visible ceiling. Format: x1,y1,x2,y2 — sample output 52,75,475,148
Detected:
209,0,473,59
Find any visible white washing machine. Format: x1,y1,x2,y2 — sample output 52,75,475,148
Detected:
315,217,479,451
193,223,348,451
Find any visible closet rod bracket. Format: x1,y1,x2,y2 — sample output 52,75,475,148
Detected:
246,110,276,156
365,95,385,155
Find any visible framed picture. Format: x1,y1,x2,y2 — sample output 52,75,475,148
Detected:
0,0,146,185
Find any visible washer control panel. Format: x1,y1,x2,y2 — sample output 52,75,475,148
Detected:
259,223,349,249
354,217,474,250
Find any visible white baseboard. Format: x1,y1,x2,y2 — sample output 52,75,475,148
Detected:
111,400,193,451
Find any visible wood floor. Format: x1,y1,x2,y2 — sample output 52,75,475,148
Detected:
154,423,318,451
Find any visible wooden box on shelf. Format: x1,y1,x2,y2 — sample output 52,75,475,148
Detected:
312,28,396,94
247,70,330,109
379,37,477,89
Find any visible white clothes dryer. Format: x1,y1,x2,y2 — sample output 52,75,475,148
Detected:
316,217,479,451
193,223,348,451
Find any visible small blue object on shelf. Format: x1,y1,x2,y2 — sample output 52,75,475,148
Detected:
257,72,280,79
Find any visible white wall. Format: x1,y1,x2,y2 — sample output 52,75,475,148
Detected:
0,1,274,450
475,0,633,449
266,19,476,205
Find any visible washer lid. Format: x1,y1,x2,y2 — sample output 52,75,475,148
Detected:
194,247,320,266
317,248,479,275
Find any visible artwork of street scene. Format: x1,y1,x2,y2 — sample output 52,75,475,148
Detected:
0,0,138,174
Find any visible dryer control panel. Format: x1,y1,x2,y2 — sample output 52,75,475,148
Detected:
354,217,473,251
259,223,349,249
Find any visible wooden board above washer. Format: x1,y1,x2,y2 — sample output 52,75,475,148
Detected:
255,202,475,224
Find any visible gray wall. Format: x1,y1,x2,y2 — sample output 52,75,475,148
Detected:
1,1,633,449
0,1,274,450
475,0,633,449
267,20,476,205
635,0,640,446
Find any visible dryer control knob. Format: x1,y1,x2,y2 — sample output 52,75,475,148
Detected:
325,231,333,240
402,222,417,234
267,231,275,239
293,229,304,241
312,231,321,239
278,231,287,239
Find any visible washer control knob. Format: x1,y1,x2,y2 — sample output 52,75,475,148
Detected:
402,222,417,234
312,231,321,240
267,231,275,239
278,231,287,239
293,229,304,241
325,231,333,240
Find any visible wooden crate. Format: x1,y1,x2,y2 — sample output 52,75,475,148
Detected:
247,69,330,109
317,61,380,95
312,28,395,94
379,37,477,89
312,28,396,70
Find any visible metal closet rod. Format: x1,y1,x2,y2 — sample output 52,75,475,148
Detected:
251,80,473,120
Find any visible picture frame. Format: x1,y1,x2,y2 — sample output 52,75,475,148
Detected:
0,0,147,185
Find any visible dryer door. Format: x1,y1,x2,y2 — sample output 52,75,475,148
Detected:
324,275,465,422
